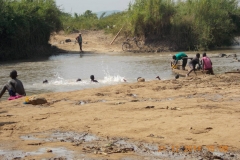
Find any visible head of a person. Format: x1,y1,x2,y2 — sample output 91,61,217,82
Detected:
196,53,200,58
203,53,207,57
90,75,95,81
10,70,18,79
79,33,81,36
172,55,176,60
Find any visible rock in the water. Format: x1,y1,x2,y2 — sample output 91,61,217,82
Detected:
175,74,180,79
137,77,145,82
219,53,227,57
43,79,48,83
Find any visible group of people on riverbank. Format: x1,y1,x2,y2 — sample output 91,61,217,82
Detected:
171,52,214,76
0,52,214,100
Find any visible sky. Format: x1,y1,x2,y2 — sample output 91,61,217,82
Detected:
55,0,132,14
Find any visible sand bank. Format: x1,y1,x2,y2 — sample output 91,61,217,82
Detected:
0,73,240,159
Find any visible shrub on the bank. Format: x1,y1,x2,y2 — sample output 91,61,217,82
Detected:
61,10,127,35
126,0,240,50
0,0,62,60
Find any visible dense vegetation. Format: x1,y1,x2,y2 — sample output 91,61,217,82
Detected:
63,0,240,50
0,0,62,60
1,0,240,60
61,10,126,35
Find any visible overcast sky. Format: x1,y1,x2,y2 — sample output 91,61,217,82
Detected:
55,0,132,14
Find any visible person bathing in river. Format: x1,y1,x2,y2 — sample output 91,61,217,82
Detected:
90,75,98,83
171,52,191,70
201,53,214,75
186,53,201,77
0,70,26,99
76,33,83,52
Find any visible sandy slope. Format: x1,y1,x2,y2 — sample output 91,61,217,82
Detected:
0,73,240,159
50,30,124,53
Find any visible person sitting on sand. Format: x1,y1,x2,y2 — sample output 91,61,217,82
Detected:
76,33,83,52
90,75,98,83
186,53,201,77
201,53,214,75
171,52,190,70
0,70,26,99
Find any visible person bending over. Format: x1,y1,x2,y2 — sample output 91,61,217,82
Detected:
201,53,214,75
186,53,201,77
0,70,26,99
171,52,190,70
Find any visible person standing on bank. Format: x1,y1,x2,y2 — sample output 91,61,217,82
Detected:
0,70,26,99
171,52,189,70
76,33,83,52
201,52,214,75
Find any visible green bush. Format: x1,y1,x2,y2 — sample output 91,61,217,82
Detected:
0,0,62,60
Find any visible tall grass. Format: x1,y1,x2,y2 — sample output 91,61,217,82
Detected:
1,0,240,59
63,0,240,50
125,0,240,50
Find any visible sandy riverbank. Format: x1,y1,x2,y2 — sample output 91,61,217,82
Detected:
0,30,239,159
0,73,240,159
50,30,124,54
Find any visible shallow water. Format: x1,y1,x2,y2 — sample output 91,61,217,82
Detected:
1,50,240,100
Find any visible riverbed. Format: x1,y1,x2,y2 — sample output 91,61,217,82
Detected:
1,51,240,100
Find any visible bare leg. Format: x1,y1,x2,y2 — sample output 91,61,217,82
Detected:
186,65,196,77
0,86,7,98
79,42,82,52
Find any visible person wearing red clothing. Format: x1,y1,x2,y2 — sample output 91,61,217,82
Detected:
201,53,214,75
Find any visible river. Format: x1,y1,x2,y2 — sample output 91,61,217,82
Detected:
1,50,240,100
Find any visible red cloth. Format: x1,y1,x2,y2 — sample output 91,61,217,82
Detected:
8,95,23,100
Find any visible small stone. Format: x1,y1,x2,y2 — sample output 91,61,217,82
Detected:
47,149,52,152
102,152,108,155
147,134,154,137
145,106,155,109
206,127,213,130
130,99,139,102
137,77,145,82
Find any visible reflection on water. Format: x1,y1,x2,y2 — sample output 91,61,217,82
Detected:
1,51,240,100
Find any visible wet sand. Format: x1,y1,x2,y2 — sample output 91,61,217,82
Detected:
0,73,240,159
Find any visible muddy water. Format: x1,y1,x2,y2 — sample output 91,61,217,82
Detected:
1,51,240,100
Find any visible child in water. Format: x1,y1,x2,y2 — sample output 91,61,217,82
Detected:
90,75,98,83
